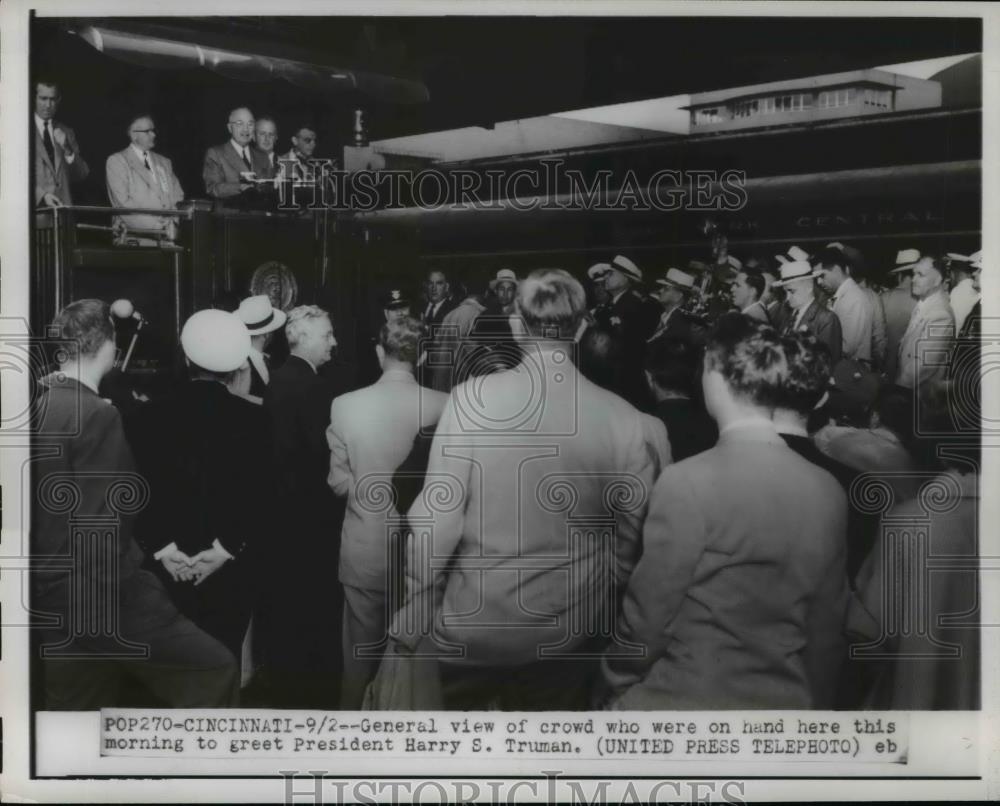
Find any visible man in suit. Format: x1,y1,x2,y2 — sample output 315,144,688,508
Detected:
33,79,89,208
106,115,184,244
729,269,770,324
645,335,717,462
815,245,875,365
252,116,279,179
775,259,842,364
418,268,459,388
32,299,238,709
202,107,271,207
327,317,449,707
277,124,318,181
602,314,849,710
882,249,919,380
602,255,660,408
389,269,656,710
259,305,344,706
648,268,697,344
896,256,956,391
130,310,271,662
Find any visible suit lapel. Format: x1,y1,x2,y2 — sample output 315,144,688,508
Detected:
225,142,249,177
125,147,159,195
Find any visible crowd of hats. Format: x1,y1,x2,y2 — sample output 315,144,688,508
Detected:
180,294,285,373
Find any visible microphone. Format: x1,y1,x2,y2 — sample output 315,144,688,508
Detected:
111,298,146,323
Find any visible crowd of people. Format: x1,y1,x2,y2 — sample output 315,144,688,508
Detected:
31,229,981,712
34,78,323,244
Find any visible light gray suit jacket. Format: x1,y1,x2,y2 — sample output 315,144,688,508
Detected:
327,369,448,590
895,287,955,390
106,147,184,234
605,421,849,710
34,120,89,206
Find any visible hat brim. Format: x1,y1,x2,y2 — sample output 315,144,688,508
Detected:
245,307,287,336
655,279,694,291
889,263,919,274
772,270,821,287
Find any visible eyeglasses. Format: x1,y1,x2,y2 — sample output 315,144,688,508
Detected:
229,121,254,129
131,128,156,134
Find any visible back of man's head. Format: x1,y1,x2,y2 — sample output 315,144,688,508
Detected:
644,335,700,398
379,316,424,366
579,325,623,390
773,332,833,416
703,313,788,408
51,299,113,365
517,269,586,340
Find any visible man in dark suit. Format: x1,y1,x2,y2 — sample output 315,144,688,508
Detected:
129,310,273,661
647,268,698,344
202,107,272,208
600,255,660,408
774,259,843,364
421,268,458,327
32,299,238,710
644,335,717,462
33,79,89,208
259,305,345,706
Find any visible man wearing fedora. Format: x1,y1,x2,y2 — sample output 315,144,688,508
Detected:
33,300,239,709
775,259,842,365
130,309,271,667
601,255,660,408
881,249,920,381
237,295,287,401
648,267,698,344
895,256,955,392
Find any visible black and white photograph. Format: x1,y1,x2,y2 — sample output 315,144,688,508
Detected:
0,0,995,801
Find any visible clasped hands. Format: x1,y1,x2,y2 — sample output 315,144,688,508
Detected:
159,544,230,586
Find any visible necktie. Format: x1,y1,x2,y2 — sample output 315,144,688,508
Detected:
143,152,152,171
43,122,55,165
241,148,252,170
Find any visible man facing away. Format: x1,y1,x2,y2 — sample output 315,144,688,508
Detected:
602,314,849,709
105,114,184,243
327,317,449,708
33,78,89,208
32,299,238,709
390,269,656,709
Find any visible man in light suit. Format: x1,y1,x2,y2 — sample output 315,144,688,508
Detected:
33,79,89,208
106,115,184,244
327,316,449,708
202,107,271,206
775,259,843,365
603,314,849,710
390,269,656,710
896,256,955,391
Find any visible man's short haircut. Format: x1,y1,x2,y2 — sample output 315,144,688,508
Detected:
774,331,833,414
743,271,766,301
815,246,854,275
51,299,113,362
36,77,60,95
644,335,701,397
292,124,317,136
285,304,329,348
427,267,448,282
379,316,424,365
579,325,623,391
703,313,788,407
516,268,587,340
256,115,277,127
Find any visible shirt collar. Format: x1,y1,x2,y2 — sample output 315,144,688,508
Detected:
230,139,248,157
611,288,628,305
741,300,764,315
130,143,150,162
35,114,51,136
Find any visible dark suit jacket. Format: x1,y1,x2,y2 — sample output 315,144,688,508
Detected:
610,289,660,409
202,141,272,201
653,397,718,462
262,355,342,541
130,380,272,559
34,120,89,206
32,377,146,615
783,300,843,365
422,296,459,329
